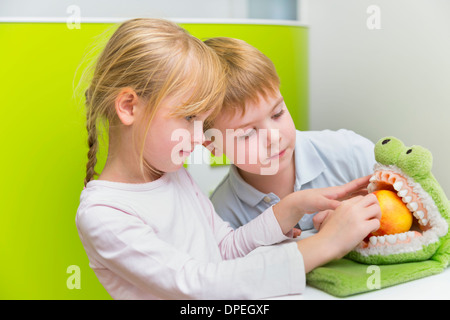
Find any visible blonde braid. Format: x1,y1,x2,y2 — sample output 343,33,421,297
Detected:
84,90,99,186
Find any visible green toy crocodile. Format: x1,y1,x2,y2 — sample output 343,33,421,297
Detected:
306,136,450,297
348,136,449,264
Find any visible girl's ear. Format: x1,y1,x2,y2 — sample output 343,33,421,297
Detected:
115,88,139,126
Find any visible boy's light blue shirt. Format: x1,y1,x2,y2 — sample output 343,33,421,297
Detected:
210,129,376,230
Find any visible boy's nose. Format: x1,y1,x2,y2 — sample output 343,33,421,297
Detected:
264,127,281,148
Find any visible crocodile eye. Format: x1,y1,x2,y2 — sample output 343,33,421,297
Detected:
398,146,432,177
382,139,391,145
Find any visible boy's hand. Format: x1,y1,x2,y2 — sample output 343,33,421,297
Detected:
295,175,372,215
274,175,371,235
293,227,302,238
320,175,371,202
312,210,332,231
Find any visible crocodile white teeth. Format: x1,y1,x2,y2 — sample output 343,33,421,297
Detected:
393,181,403,191
367,231,417,246
387,235,397,244
402,196,412,203
414,210,424,219
397,189,408,197
407,202,418,211
413,210,428,226
370,175,377,182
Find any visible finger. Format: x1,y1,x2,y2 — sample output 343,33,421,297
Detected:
315,197,341,212
348,188,369,197
357,197,381,222
357,193,379,208
339,175,371,197
313,210,332,230
353,175,372,186
339,188,369,201
341,195,364,206
313,210,330,223
324,176,371,201
367,202,382,220
359,205,381,224
293,228,302,238
363,218,381,235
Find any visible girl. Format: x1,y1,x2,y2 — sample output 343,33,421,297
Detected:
76,18,381,300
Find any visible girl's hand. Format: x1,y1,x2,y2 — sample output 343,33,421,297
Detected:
318,194,381,259
273,175,372,234
297,193,381,272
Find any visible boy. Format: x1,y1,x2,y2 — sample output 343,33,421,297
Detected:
204,37,375,231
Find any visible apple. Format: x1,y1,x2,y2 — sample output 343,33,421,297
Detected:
370,190,413,237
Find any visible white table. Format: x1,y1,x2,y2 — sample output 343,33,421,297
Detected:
269,230,450,300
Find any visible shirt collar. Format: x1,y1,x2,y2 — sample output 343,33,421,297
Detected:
228,164,269,207
294,130,327,189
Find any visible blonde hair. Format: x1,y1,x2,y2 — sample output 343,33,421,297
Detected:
83,18,225,186
203,37,280,117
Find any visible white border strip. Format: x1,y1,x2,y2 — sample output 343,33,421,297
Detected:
0,16,307,27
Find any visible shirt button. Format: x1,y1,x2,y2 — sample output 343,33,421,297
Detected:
263,196,272,203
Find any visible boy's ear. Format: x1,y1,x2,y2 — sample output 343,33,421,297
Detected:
115,88,139,126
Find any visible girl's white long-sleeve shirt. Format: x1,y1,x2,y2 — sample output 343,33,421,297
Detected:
76,168,305,300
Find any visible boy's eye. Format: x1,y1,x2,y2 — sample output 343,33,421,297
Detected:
238,128,256,140
272,109,285,119
185,115,196,122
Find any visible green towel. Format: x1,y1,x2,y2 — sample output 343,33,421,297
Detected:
306,137,450,297
306,243,449,297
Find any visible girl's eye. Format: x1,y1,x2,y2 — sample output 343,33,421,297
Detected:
185,115,196,122
272,109,285,119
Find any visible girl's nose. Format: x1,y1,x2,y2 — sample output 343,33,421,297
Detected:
192,120,205,145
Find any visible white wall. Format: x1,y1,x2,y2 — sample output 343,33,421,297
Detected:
0,0,247,19
307,0,450,194
0,0,300,21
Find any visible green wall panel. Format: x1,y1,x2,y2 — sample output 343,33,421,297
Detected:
0,21,308,299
